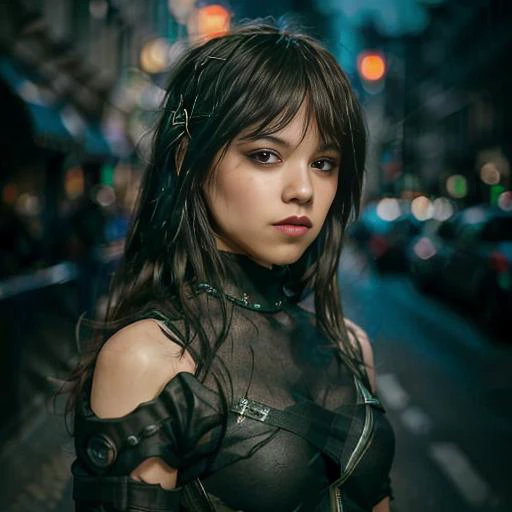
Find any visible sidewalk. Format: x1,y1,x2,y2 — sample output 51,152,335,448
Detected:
0,395,74,512
0,280,80,512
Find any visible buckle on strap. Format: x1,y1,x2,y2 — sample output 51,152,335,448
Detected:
231,397,270,423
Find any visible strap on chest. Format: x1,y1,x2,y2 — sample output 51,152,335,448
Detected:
229,376,383,470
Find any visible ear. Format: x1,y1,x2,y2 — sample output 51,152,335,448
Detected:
175,136,189,175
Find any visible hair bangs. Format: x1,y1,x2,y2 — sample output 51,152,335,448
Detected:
213,36,317,143
214,35,352,153
302,46,351,153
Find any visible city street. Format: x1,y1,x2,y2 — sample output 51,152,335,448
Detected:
0,248,510,512
340,247,512,512
1,2,510,511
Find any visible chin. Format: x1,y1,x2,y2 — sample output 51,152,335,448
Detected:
260,245,308,267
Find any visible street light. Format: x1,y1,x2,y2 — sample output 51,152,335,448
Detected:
139,38,171,74
189,4,231,41
168,0,196,24
357,51,386,82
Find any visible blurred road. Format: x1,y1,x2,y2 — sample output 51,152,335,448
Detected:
341,246,512,512
1,247,511,512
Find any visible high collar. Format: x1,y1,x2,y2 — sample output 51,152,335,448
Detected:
196,251,290,312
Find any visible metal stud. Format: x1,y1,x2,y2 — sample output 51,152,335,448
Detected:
196,282,285,312
86,434,117,468
126,435,139,447
142,424,160,437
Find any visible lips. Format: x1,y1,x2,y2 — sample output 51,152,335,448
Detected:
273,216,313,228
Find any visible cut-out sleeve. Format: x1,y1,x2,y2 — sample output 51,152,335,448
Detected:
72,372,225,511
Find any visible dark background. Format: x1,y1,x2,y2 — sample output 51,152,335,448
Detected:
0,1,511,511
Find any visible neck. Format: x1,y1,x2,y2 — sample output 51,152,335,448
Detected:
213,236,273,269
195,251,289,312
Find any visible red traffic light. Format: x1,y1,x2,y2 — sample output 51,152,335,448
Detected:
357,52,386,82
196,4,231,39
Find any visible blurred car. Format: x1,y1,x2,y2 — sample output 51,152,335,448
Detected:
407,205,512,333
348,198,423,271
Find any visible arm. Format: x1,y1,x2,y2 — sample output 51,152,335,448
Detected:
345,318,376,393
374,496,391,512
90,319,196,488
345,319,391,512
73,319,197,510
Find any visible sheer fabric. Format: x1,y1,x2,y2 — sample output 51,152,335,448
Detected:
153,252,395,511
73,251,394,511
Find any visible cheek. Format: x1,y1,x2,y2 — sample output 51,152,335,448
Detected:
212,174,253,212
207,170,265,226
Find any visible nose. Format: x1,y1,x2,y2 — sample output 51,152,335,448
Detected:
281,164,313,205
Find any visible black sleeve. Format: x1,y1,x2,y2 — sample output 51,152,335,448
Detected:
370,475,394,506
72,372,225,511
72,461,183,511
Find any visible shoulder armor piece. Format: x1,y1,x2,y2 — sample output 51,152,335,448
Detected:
74,372,225,479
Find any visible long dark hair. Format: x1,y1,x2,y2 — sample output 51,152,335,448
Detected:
65,20,368,420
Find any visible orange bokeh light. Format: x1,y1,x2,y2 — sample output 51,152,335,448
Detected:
2,183,18,205
358,53,386,81
197,5,231,39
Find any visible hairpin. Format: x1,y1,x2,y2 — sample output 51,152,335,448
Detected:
170,54,228,140
171,94,191,138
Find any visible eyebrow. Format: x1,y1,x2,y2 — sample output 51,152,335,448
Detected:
237,134,340,153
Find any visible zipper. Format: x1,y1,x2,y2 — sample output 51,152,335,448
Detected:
343,379,376,473
334,487,344,512
328,377,376,512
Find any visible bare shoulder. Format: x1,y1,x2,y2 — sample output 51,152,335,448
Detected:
90,318,196,419
344,318,376,393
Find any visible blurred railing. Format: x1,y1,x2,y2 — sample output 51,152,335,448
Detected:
0,243,123,439
0,262,78,301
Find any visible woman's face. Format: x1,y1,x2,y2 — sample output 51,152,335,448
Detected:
203,106,340,268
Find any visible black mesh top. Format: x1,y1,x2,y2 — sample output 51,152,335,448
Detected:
150,251,395,511
73,251,395,512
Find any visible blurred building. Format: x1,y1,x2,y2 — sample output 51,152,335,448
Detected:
0,0,332,273
377,0,511,206
0,0,177,270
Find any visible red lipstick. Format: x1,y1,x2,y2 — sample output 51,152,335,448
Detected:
273,216,313,228
272,216,312,237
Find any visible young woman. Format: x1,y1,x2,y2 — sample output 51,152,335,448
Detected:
68,21,395,512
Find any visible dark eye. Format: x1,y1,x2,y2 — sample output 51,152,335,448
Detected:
312,159,337,172
249,151,280,164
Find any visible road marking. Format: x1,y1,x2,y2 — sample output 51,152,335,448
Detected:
400,406,432,435
376,373,410,410
429,442,491,507
378,374,432,435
